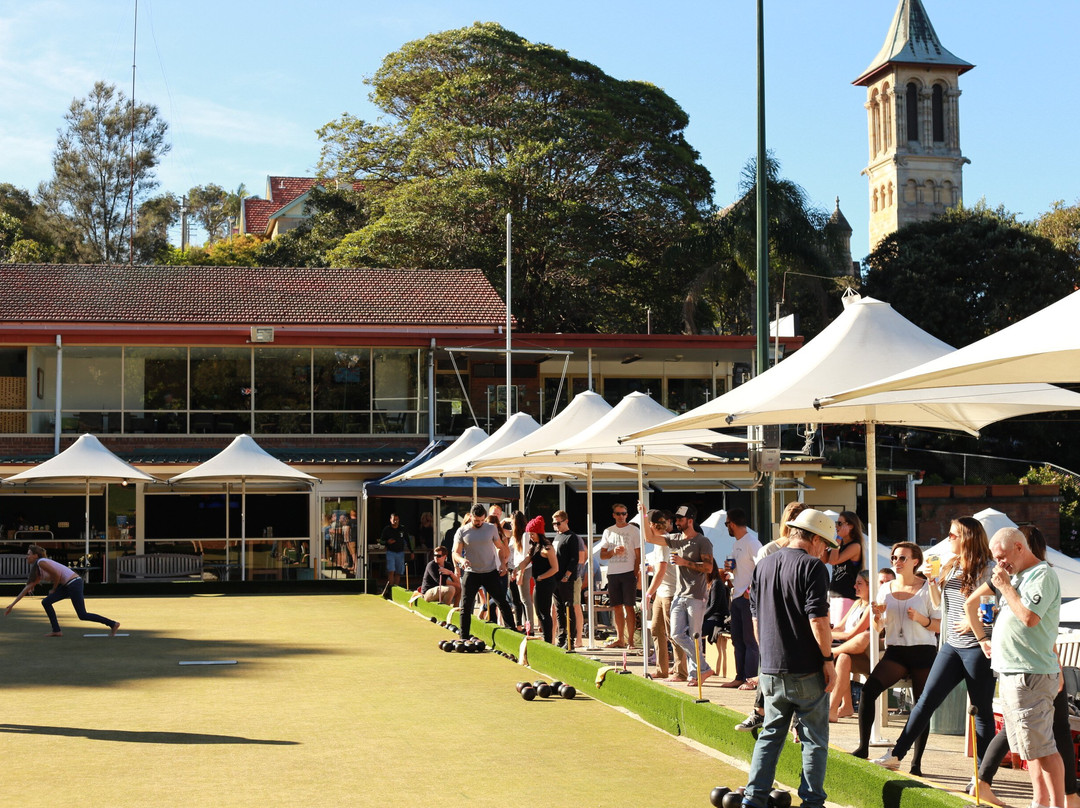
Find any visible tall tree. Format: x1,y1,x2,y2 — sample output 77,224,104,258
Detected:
317,23,713,332
1033,199,1080,269
862,202,1076,348
133,193,180,263
186,183,230,244
38,81,170,263
669,155,849,338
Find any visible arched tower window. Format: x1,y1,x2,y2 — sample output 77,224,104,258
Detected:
932,84,945,143
906,82,919,143
882,83,892,149
887,182,894,207
871,89,881,155
872,188,879,213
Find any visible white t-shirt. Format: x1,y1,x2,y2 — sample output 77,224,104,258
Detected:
647,545,677,599
598,523,640,575
730,528,761,597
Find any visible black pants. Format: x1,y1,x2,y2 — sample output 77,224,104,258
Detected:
460,568,515,640
533,577,557,643
554,579,578,648
855,644,936,771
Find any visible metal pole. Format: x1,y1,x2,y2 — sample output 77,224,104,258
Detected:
506,213,513,419
54,335,62,455
754,0,772,538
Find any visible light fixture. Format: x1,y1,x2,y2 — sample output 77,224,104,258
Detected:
621,354,643,365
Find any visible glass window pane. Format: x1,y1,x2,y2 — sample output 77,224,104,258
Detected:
666,378,714,415
63,347,123,409
255,412,311,434
124,347,187,410
373,349,418,413
255,348,310,410
313,349,370,411
191,348,251,411
601,377,661,406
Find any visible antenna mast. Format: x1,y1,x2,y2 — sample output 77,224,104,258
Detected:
128,0,138,265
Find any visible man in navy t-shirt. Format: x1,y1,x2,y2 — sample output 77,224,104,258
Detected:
741,509,838,808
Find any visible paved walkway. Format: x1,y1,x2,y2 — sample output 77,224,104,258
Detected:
576,639,1035,808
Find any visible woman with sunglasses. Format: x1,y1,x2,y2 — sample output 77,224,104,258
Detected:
851,541,939,774
872,517,995,775
826,511,865,626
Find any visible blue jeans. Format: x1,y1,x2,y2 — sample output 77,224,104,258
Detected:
670,595,709,678
890,642,996,764
744,671,830,808
41,577,114,633
730,594,759,682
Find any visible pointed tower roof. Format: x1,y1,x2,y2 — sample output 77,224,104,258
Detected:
854,0,973,86
828,197,852,233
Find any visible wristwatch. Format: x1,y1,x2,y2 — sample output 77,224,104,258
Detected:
824,654,835,663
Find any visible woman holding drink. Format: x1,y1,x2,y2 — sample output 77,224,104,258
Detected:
851,541,939,774
871,517,996,776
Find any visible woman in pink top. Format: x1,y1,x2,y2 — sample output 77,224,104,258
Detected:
4,545,119,637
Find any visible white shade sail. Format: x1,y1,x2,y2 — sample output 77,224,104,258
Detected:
381,426,489,484
395,413,541,481
4,433,158,485
168,435,319,484
819,288,1080,403
630,295,1080,440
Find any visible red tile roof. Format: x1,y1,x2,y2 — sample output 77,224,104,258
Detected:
241,197,276,235
242,177,359,234
0,265,506,326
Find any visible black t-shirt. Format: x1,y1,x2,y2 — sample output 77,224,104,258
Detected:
750,546,830,675
421,559,451,593
381,524,409,553
553,530,580,582
528,535,555,580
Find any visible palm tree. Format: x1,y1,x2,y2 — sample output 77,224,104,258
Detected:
670,154,852,338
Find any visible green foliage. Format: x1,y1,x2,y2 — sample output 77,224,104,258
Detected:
37,81,170,264
257,186,368,267
668,154,851,337
1021,465,1080,554
317,22,713,332
862,201,1076,348
1033,199,1080,266
133,193,180,264
162,233,267,267
185,183,231,244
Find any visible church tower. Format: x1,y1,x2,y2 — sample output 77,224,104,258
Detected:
854,0,973,250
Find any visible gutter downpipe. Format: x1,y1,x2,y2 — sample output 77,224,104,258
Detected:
54,334,62,455
428,338,436,442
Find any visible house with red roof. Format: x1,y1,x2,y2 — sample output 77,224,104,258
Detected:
240,176,355,238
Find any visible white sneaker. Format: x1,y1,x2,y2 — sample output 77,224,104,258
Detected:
872,751,900,770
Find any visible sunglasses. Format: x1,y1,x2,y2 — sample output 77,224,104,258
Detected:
890,554,911,562
613,511,627,516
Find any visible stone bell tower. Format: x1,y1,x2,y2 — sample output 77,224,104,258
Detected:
854,0,973,250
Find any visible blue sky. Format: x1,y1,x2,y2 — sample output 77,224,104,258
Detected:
1,0,1077,260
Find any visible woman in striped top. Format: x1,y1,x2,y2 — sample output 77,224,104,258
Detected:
871,516,995,774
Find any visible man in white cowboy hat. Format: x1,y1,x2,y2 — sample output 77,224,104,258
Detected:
740,508,838,808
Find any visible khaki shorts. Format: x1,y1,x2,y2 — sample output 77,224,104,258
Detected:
999,672,1059,761
422,586,455,605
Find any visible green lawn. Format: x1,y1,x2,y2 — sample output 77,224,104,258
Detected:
1,593,746,807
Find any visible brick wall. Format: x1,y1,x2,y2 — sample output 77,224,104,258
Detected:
915,483,1062,548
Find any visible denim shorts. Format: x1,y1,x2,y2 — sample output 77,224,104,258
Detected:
386,551,406,574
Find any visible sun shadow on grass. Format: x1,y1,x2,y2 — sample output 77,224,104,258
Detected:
0,609,347,688
0,723,298,745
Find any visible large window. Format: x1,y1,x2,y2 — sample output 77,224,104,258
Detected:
3,345,427,437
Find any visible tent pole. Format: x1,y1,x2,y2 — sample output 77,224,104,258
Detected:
225,484,230,577
84,478,90,575
241,479,247,582
361,488,369,593
866,421,888,745
586,460,595,650
637,447,649,677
